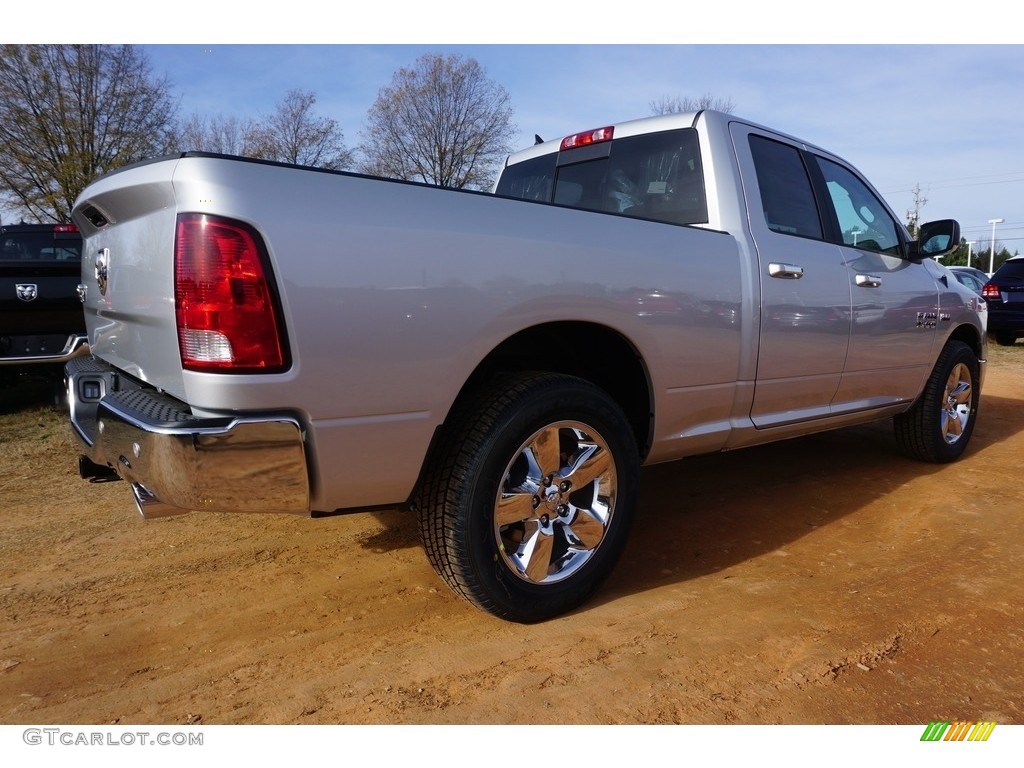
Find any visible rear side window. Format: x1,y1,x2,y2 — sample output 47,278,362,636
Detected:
496,128,708,226
748,135,823,239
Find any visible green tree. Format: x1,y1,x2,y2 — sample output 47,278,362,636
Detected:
361,53,516,190
941,238,972,267
0,44,177,222
984,245,1017,274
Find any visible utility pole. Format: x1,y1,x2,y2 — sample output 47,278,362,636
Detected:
905,183,928,237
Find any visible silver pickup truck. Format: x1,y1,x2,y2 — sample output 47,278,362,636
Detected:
65,110,986,622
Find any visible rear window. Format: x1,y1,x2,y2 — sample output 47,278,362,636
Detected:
0,229,81,262
993,260,1024,281
495,128,708,226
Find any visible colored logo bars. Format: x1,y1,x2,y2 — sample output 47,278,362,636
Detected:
921,721,997,742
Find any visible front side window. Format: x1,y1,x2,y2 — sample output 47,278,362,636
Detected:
815,157,900,255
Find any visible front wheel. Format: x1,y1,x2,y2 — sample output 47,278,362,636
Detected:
415,373,639,622
894,340,980,463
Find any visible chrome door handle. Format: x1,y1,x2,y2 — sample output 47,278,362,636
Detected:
855,274,882,288
768,263,804,279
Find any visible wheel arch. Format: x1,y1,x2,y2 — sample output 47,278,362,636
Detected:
436,320,653,461
946,321,984,361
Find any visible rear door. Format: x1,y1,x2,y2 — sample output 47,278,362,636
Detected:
731,124,852,428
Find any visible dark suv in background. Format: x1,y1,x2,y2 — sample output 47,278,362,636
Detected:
982,256,1024,346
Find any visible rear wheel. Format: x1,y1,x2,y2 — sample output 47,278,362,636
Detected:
415,373,639,622
894,340,979,463
993,332,1017,347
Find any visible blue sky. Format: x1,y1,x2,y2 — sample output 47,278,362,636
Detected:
140,43,1023,259
13,4,1024,261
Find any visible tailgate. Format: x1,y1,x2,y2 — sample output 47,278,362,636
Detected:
72,157,184,396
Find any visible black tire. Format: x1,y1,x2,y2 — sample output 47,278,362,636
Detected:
994,332,1017,347
894,340,980,463
414,372,639,622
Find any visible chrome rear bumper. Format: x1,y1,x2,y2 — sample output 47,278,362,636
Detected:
0,334,88,365
65,356,310,518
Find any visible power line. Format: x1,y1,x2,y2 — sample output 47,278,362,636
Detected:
961,220,1024,236
880,172,1024,196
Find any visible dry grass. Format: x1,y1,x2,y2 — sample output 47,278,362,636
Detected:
988,338,1024,368
4,339,1022,450
1,385,69,448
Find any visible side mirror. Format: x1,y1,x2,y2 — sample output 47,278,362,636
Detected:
908,219,961,260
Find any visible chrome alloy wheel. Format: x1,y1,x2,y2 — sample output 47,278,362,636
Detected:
941,362,973,445
494,421,617,585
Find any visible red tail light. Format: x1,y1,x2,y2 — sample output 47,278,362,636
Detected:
981,283,1001,300
174,213,289,372
560,126,614,151
54,223,78,232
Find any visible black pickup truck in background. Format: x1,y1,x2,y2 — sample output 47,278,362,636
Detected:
1,223,87,397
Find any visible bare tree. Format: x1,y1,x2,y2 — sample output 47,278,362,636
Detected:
0,44,177,223
361,53,516,190
650,93,736,116
244,89,353,170
176,113,254,156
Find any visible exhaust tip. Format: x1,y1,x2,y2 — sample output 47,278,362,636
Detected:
130,483,189,520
